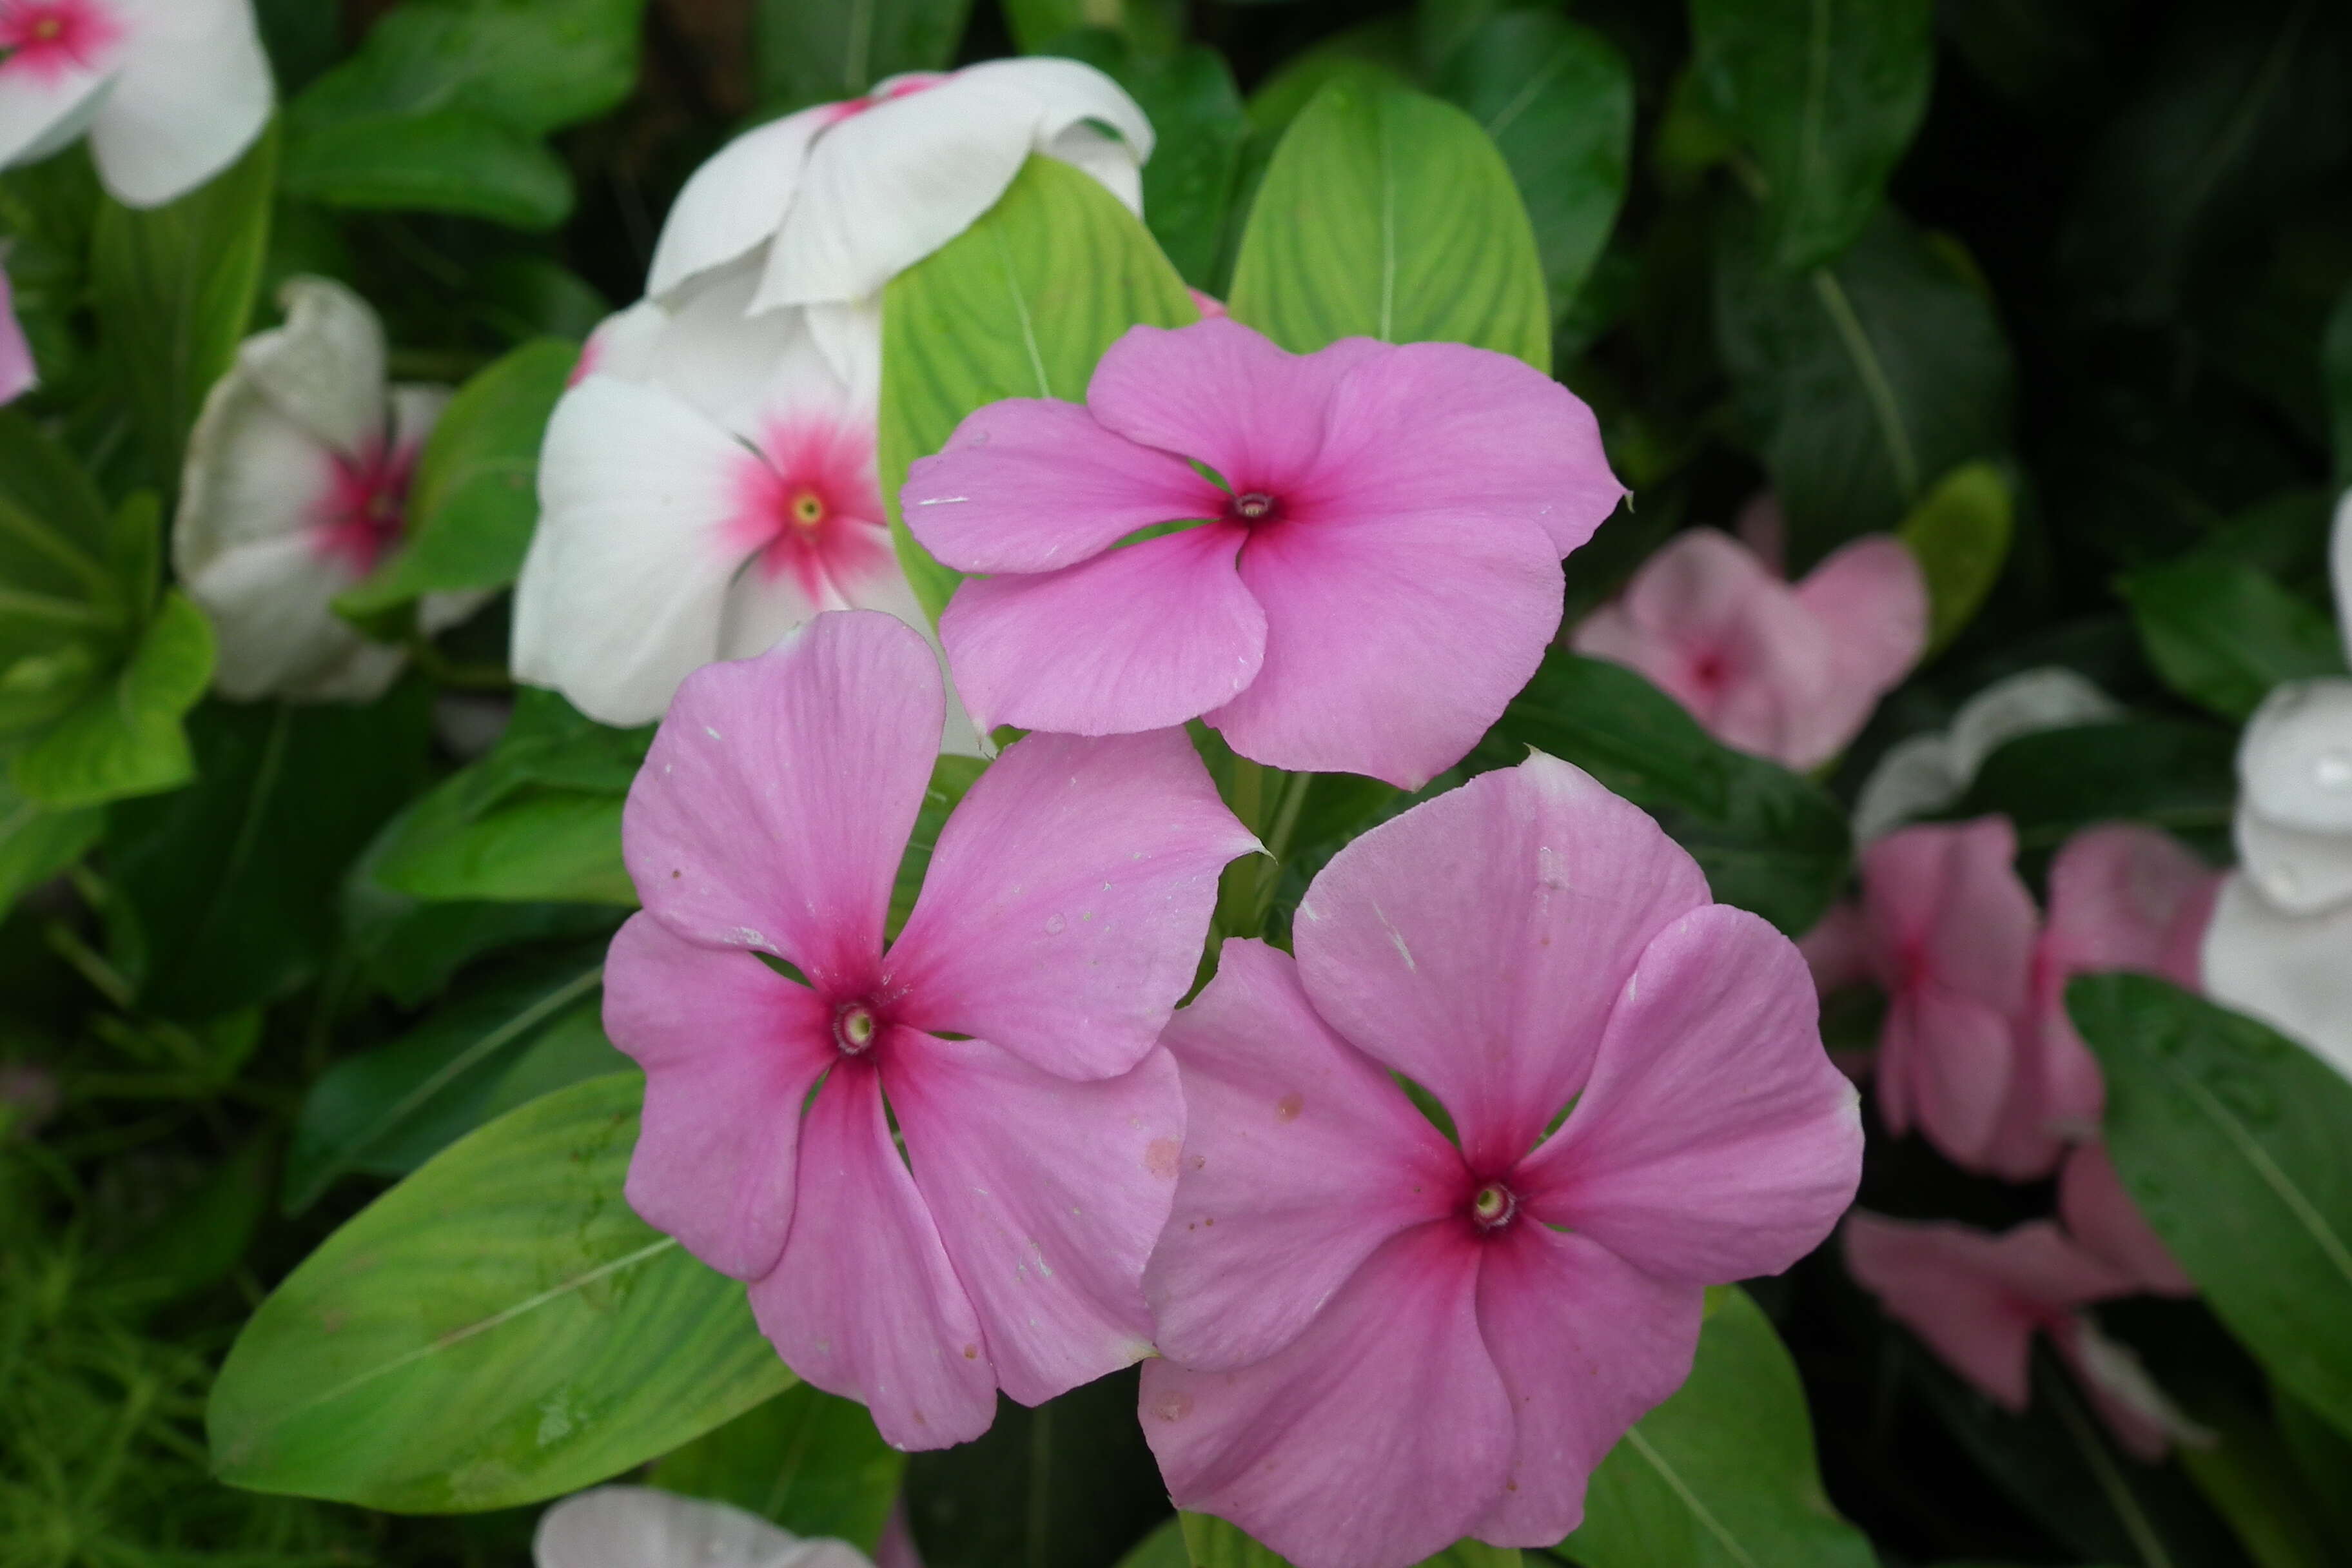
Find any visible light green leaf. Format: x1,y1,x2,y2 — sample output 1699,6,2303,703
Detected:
1570,1286,1875,1568
10,591,214,810
879,155,1197,622
1897,460,2014,656
1431,11,1633,327
0,775,100,917
91,122,278,485
756,0,973,110
2121,557,2346,722
0,409,121,738
1690,0,1934,270
208,1073,788,1511
341,337,580,616
1228,75,1550,372
652,1382,906,1550
2070,974,2352,1444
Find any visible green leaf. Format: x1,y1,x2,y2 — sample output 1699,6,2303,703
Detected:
2326,282,2352,489
1228,75,1550,372
0,776,100,917
284,110,574,229
97,1137,275,1313
1897,460,2014,658
282,951,609,1213
652,1382,906,1550
1480,651,1852,936
1242,24,1414,139
1175,1514,1519,1567
1431,11,1633,328
879,155,1197,621
1951,719,2237,856
107,686,435,1019
1048,34,1249,289
1715,206,2014,571
91,122,279,485
756,0,973,110
210,1073,786,1511
1689,0,1934,270
1569,1286,1874,1568
341,338,580,616
10,591,214,810
890,755,986,938
2276,1381,2352,1549
2173,1389,2344,1568
1007,0,1180,55
2069,974,2352,1445
2121,558,2346,722
0,411,122,738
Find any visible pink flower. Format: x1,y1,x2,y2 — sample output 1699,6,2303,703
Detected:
0,255,34,404
902,318,1625,790
1571,525,1928,771
603,611,1257,1450
2059,1142,2193,1298
1135,754,1861,1568
1843,1212,2196,1460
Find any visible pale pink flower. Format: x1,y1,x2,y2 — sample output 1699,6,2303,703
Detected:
0,0,270,207
536,1486,869,1568
2059,1142,2193,1298
904,318,1625,789
0,254,33,403
1572,525,1928,771
605,611,1257,1449
1136,753,1861,1568
1843,1212,2199,1460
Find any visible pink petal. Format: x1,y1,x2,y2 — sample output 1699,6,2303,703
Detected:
750,1054,997,1451
2059,1143,2193,1297
605,916,836,1281
1140,1224,1510,1568
1468,1227,1703,1547
1144,940,1462,1373
884,1033,1180,1406
885,727,1257,1080
1518,905,1863,1284
1879,986,2026,1171
902,398,1226,574
622,611,941,992
2043,823,2220,984
1798,900,1871,995
1208,503,1565,788
937,524,1265,738
1863,818,2037,1011
1292,754,1712,1173
1786,534,1928,763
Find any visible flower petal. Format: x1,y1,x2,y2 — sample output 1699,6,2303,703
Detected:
0,260,35,403
535,1485,856,1568
937,524,1265,739
651,263,843,440
177,366,338,562
1293,754,1712,1171
1518,905,1861,1284
885,1032,1179,1405
1468,1228,1702,1547
2201,871,2352,1082
1790,534,1928,762
88,0,271,207
238,277,390,458
1140,1224,1509,1568
903,398,1226,574
751,1057,997,1451
2235,678,2352,911
1144,940,1462,1373
0,28,123,172
605,915,836,1282
646,104,830,299
887,725,1256,1078
957,55,1153,188
2058,1142,2193,1297
623,611,941,991
1877,984,2023,1168
181,533,401,703
1863,818,2036,1012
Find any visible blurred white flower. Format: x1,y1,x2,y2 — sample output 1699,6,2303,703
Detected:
0,0,271,207
175,277,476,703
1850,667,2123,841
535,1487,873,1568
1,250,34,402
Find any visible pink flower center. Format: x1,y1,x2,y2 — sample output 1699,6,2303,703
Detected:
0,0,121,81
309,438,418,576
1228,491,1282,526
727,413,892,606
833,1001,878,1057
1689,646,1730,692
1469,1180,1519,1233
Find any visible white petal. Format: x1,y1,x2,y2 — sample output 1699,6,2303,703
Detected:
2202,872,2352,1083
1850,732,1962,843
578,297,672,387
184,533,401,703
2234,809,2352,915
533,1485,867,1568
510,377,753,726
389,382,450,455
2330,487,2352,654
418,587,495,636
2235,678,2352,835
1946,665,2123,778
0,59,118,172
646,104,832,300
175,366,339,573
88,0,271,208
242,277,392,457
649,261,834,438
955,55,1154,173
805,297,882,404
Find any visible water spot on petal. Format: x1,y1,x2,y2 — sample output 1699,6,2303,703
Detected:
1044,913,1066,934
1275,1092,1303,1122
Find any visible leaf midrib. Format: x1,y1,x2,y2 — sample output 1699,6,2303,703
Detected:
2153,1040,2352,1295
1623,1425,1763,1568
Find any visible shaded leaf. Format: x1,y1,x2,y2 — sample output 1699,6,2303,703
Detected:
652,1382,906,1550
1898,461,2014,658
0,776,100,917
756,0,972,110
1951,720,2237,857
2121,558,2345,721
10,591,213,810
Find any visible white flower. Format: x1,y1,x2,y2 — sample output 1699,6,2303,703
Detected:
535,1486,873,1568
175,276,474,703
0,250,32,403
0,0,271,208
2202,489,2352,1079
1850,667,2124,841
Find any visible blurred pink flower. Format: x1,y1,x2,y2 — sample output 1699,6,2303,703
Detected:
2059,1142,2193,1298
903,317,1624,789
1137,754,1861,1568
605,611,1257,1449
1571,525,1926,770
0,256,34,404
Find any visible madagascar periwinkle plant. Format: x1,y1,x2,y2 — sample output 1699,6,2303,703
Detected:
6,3,2352,1567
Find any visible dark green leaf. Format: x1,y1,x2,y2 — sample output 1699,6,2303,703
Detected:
1951,720,2237,856
0,412,122,739
91,122,278,485
341,338,579,616
756,0,973,110
208,1073,787,1511
2121,558,2346,721
1432,12,1633,327
1006,0,1180,56
1569,1286,1873,1568
1175,1514,1519,1567
283,110,574,229
108,687,435,1020
652,1382,906,1550
2173,1388,2344,1568
10,591,213,809
1480,651,1852,936
2275,1381,2352,1548
1229,75,1550,372
1242,23,1414,139
880,155,1197,620
2326,282,2352,489
98,1137,274,1312
1899,460,2014,658
1690,0,1934,270
2070,974,2352,1444
1715,205,2014,570
0,776,100,917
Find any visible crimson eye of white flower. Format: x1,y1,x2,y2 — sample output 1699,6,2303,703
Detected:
1470,1181,1518,1231
834,1002,877,1055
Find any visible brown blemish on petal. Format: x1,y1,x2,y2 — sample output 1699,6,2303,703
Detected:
1190,1153,1206,1170
1275,1092,1303,1122
1152,1391,1194,1422
1144,1137,1181,1179
963,1344,979,1359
